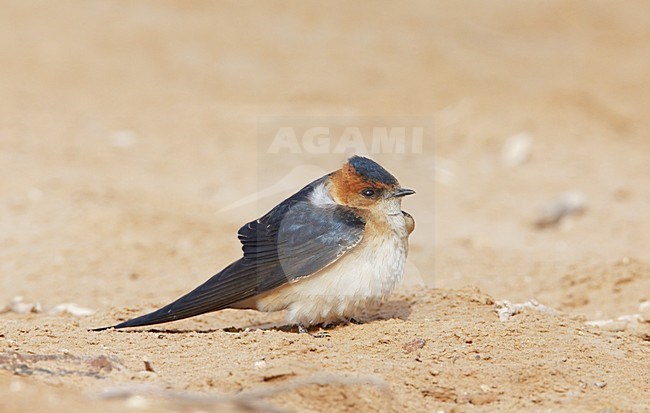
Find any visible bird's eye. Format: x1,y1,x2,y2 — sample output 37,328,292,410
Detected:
361,188,376,198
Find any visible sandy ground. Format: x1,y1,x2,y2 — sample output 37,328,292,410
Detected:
1,1,650,412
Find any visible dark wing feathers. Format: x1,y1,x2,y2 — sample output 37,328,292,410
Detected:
97,176,365,330
257,202,364,291
102,260,265,329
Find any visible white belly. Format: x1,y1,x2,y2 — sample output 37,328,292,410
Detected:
254,214,409,326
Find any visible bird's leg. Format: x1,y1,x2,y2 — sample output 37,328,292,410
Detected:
321,318,348,329
320,318,361,330
297,323,330,338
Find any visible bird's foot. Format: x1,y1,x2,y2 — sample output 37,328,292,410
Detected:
320,318,362,330
297,324,330,338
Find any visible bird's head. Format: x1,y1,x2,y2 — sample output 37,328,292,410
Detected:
329,156,415,215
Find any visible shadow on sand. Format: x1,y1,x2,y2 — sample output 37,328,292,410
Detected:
104,298,413,335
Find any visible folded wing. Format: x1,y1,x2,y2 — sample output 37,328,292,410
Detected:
96,178,365,330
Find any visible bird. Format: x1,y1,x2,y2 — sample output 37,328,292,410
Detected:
94,155,415,333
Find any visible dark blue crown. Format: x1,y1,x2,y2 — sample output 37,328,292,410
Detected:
348,156,398,185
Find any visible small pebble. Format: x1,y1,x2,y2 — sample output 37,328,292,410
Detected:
534,191,586,228
402,338,426,353
639,301,650,323
586,320,628,333
143,359,155,372
51,303,95,317
501,132,533,168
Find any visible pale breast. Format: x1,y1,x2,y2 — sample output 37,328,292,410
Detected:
254,211,410,326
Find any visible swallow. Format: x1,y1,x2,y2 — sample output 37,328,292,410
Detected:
95,156,415,332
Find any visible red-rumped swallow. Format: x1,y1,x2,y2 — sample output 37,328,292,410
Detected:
95,156,415,332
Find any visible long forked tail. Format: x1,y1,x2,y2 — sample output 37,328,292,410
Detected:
92,260,258,331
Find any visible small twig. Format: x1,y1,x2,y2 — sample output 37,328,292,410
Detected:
94,373,389,412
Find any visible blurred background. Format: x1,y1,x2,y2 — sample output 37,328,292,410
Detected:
1,1,649,318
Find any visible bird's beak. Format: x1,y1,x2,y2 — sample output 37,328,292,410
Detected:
391,188,416,198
